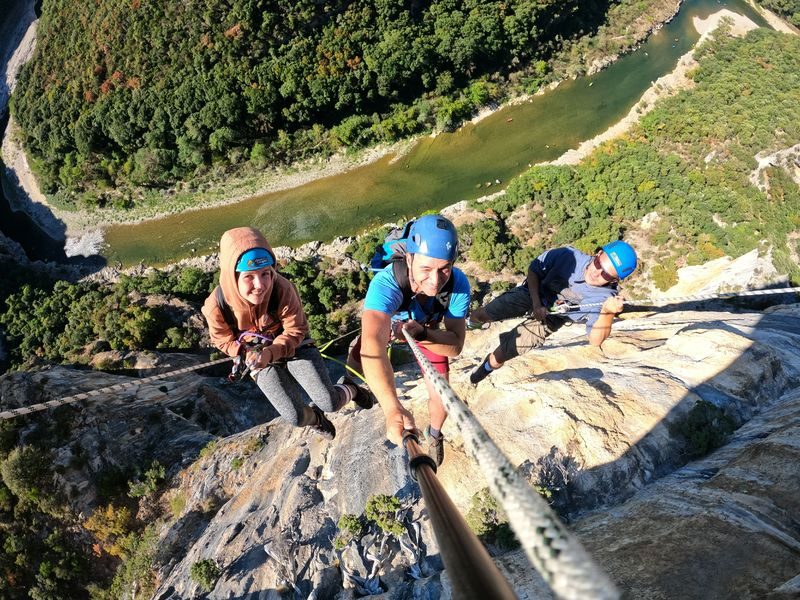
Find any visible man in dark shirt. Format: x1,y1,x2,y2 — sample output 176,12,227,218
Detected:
469,241,637,385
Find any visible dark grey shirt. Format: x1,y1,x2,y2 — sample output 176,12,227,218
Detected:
527,246,617,333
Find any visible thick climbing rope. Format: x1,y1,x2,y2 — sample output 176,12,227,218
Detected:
0,327,366,422
0,356,233,421
402,328,619,600
554,286,800,314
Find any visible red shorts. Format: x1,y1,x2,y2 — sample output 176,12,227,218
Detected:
350,335,449,375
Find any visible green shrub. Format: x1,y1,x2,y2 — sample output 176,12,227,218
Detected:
365,494,405,537
465,487,518,549
169,490,187,518
106,526,159,598
128,461,165,498
674,400,736,458
199,440,218,460
651,263,679,291
0,445,61,515
191,559,221,592
333,513,365,549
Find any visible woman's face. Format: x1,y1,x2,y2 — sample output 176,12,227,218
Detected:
237,266,273,305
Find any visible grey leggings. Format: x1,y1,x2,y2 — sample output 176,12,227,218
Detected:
252,344,346,426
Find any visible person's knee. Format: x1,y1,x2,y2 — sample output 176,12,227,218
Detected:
471,307,491,323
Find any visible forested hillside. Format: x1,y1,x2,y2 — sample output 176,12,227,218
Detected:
1,21,799,597
461,27,800,287
11,0,665,207
757,0,800,25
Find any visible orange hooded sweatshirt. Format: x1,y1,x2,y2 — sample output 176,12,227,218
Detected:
201,227,308,361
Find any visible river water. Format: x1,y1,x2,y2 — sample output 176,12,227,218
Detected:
22,0,770,266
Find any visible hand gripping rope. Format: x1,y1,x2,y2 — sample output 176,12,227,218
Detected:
402,328,619,600
553,286,800,315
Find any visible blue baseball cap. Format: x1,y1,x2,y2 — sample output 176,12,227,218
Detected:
235,248,274,272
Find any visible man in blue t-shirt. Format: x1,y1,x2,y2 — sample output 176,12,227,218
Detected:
347,215,471,465
468,241,637,385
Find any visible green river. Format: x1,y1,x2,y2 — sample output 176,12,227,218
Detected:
103,0,766,266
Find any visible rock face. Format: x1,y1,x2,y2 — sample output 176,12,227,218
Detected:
152,302,800,598
3,298,800,598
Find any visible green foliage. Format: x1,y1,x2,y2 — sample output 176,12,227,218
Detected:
0,266,212,369
756,0,800,25
13,530,89,600
674,400,736,458
334,513,364,550
465,487,518,549
279,259,366,344
0,420,19,460
651,260,679,292
465,30,800,282
199,440,218,460
128,461,166,498
105,526,159,599
230,456,243,471
241,436,265,456
190,559,221,592
12,0,630,201
169,490,187,518
365,494,405,537
0,445,61,516
347,226,390,265
461,218,520,271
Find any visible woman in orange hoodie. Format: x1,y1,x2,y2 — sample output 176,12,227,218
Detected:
202,227,372,439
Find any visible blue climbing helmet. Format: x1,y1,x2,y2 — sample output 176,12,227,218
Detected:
602,240,637,280
406,215,458,261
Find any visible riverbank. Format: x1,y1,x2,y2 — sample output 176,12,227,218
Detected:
1,0,692,251
7,0,800,260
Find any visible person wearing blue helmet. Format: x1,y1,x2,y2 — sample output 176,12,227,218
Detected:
346,214,471,465
468,240,637,385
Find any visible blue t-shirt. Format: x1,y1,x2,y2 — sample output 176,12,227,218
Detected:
364,265,471,323
527,247,617,333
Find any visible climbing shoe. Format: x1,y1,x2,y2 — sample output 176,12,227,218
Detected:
469,354,494,386
338,375,375,410
308,405,336,440
425,426,445,466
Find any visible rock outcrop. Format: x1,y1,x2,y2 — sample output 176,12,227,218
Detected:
5,296,798,598
149,300,800,599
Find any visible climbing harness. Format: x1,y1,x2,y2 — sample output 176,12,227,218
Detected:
403,430,518,599
552,286,800,315
0,355,233,420
228,331,274,381
402,328,619,600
